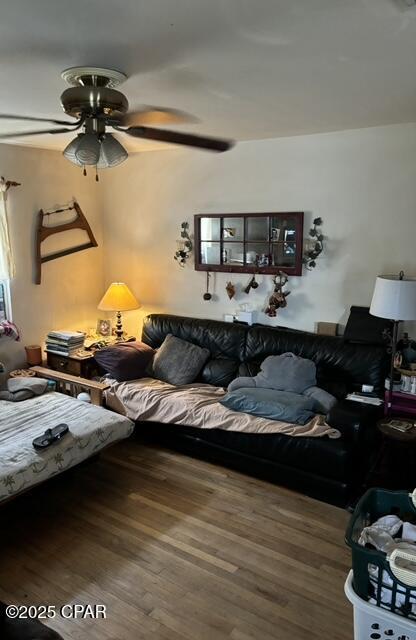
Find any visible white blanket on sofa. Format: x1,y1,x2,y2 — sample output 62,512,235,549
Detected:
105,377,340,439
0,391,134,502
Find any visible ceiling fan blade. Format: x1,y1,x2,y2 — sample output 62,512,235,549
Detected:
123,126,234,152
0,114,82,126
116,107,198,127
0,127,77,139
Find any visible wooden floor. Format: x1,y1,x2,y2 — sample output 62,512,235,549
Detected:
0,440,353,640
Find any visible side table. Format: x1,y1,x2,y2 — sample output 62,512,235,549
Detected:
46,351,99,379
384,389,416,418
373,417,416,490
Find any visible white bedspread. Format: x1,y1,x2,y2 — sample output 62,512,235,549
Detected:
105,377,340,439
0,392,134,502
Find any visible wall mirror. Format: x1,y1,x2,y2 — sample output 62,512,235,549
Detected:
194,212,304,275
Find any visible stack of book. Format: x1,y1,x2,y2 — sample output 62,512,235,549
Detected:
45,330,85,357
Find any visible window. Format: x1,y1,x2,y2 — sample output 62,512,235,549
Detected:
0,280,11,321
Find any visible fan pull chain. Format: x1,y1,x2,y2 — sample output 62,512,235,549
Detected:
95,166,99,182
83,166,87,177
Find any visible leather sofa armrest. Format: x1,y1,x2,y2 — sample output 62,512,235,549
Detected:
327,399,383,444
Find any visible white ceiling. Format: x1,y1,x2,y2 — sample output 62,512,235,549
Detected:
0,0,416,152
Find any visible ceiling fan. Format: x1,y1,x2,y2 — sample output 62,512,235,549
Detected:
0,66,234,179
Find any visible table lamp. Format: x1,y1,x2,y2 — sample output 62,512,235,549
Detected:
98,282,140,340
370,271,416,413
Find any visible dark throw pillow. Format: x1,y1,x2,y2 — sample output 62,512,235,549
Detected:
94,340,155,382
152,334,210,385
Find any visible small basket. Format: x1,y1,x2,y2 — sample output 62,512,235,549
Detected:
346,488,416,620
345,571,416,640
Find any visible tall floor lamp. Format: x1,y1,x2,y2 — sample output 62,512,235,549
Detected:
370,271,416,414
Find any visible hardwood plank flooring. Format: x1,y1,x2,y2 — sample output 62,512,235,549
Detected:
0,440,353,639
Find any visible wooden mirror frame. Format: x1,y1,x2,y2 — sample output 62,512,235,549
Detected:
194,212,304,276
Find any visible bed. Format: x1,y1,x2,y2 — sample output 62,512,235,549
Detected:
0,391,134,503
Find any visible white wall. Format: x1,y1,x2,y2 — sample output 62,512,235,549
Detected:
0,143,103,371
1,122,415,369
99,123,416,337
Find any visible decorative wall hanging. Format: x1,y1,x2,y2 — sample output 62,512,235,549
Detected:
203,272,212,300
244,274,259,294
226,281,236,299
35,201,97,284
0,177,21,191
0,176,21,280
174,222,193,267
194,212,304,276
265,271,291,317
303,217,324,270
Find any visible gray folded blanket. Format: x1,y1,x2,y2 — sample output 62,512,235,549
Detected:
0,377,48,402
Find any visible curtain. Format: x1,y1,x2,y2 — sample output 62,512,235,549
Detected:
0,179,15,280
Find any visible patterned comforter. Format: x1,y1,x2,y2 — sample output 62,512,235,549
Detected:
0,391,134,502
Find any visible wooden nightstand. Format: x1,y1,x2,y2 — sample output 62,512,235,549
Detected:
46,351,99,379
367,417,416,490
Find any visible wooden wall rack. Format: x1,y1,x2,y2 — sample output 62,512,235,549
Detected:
35,201,97,284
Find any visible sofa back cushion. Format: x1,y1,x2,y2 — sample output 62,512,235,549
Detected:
141,314,388,393
142,314,246,386
246,325,388,393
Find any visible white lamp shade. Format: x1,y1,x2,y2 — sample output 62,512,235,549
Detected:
370,274,416,321
98,282,140,311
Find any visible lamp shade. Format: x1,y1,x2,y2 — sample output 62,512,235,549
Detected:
98,282,140,311
75,133,101,166
63,134,84,166
97,134,128,168
370,274,416,321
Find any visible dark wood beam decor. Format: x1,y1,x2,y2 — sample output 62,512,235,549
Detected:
35,201,98,284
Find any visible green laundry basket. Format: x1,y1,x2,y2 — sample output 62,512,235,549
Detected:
346,487,416,619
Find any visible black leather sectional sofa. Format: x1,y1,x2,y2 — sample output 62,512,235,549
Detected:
138,314,388,507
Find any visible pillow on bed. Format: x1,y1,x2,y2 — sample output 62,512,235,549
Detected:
94,340,155,382
152,334,210,385
220,387,315,425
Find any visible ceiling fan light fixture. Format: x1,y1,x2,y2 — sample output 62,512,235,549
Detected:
97,133,128,168
63,134,84,166
0,66,234,173
75,132,101,165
